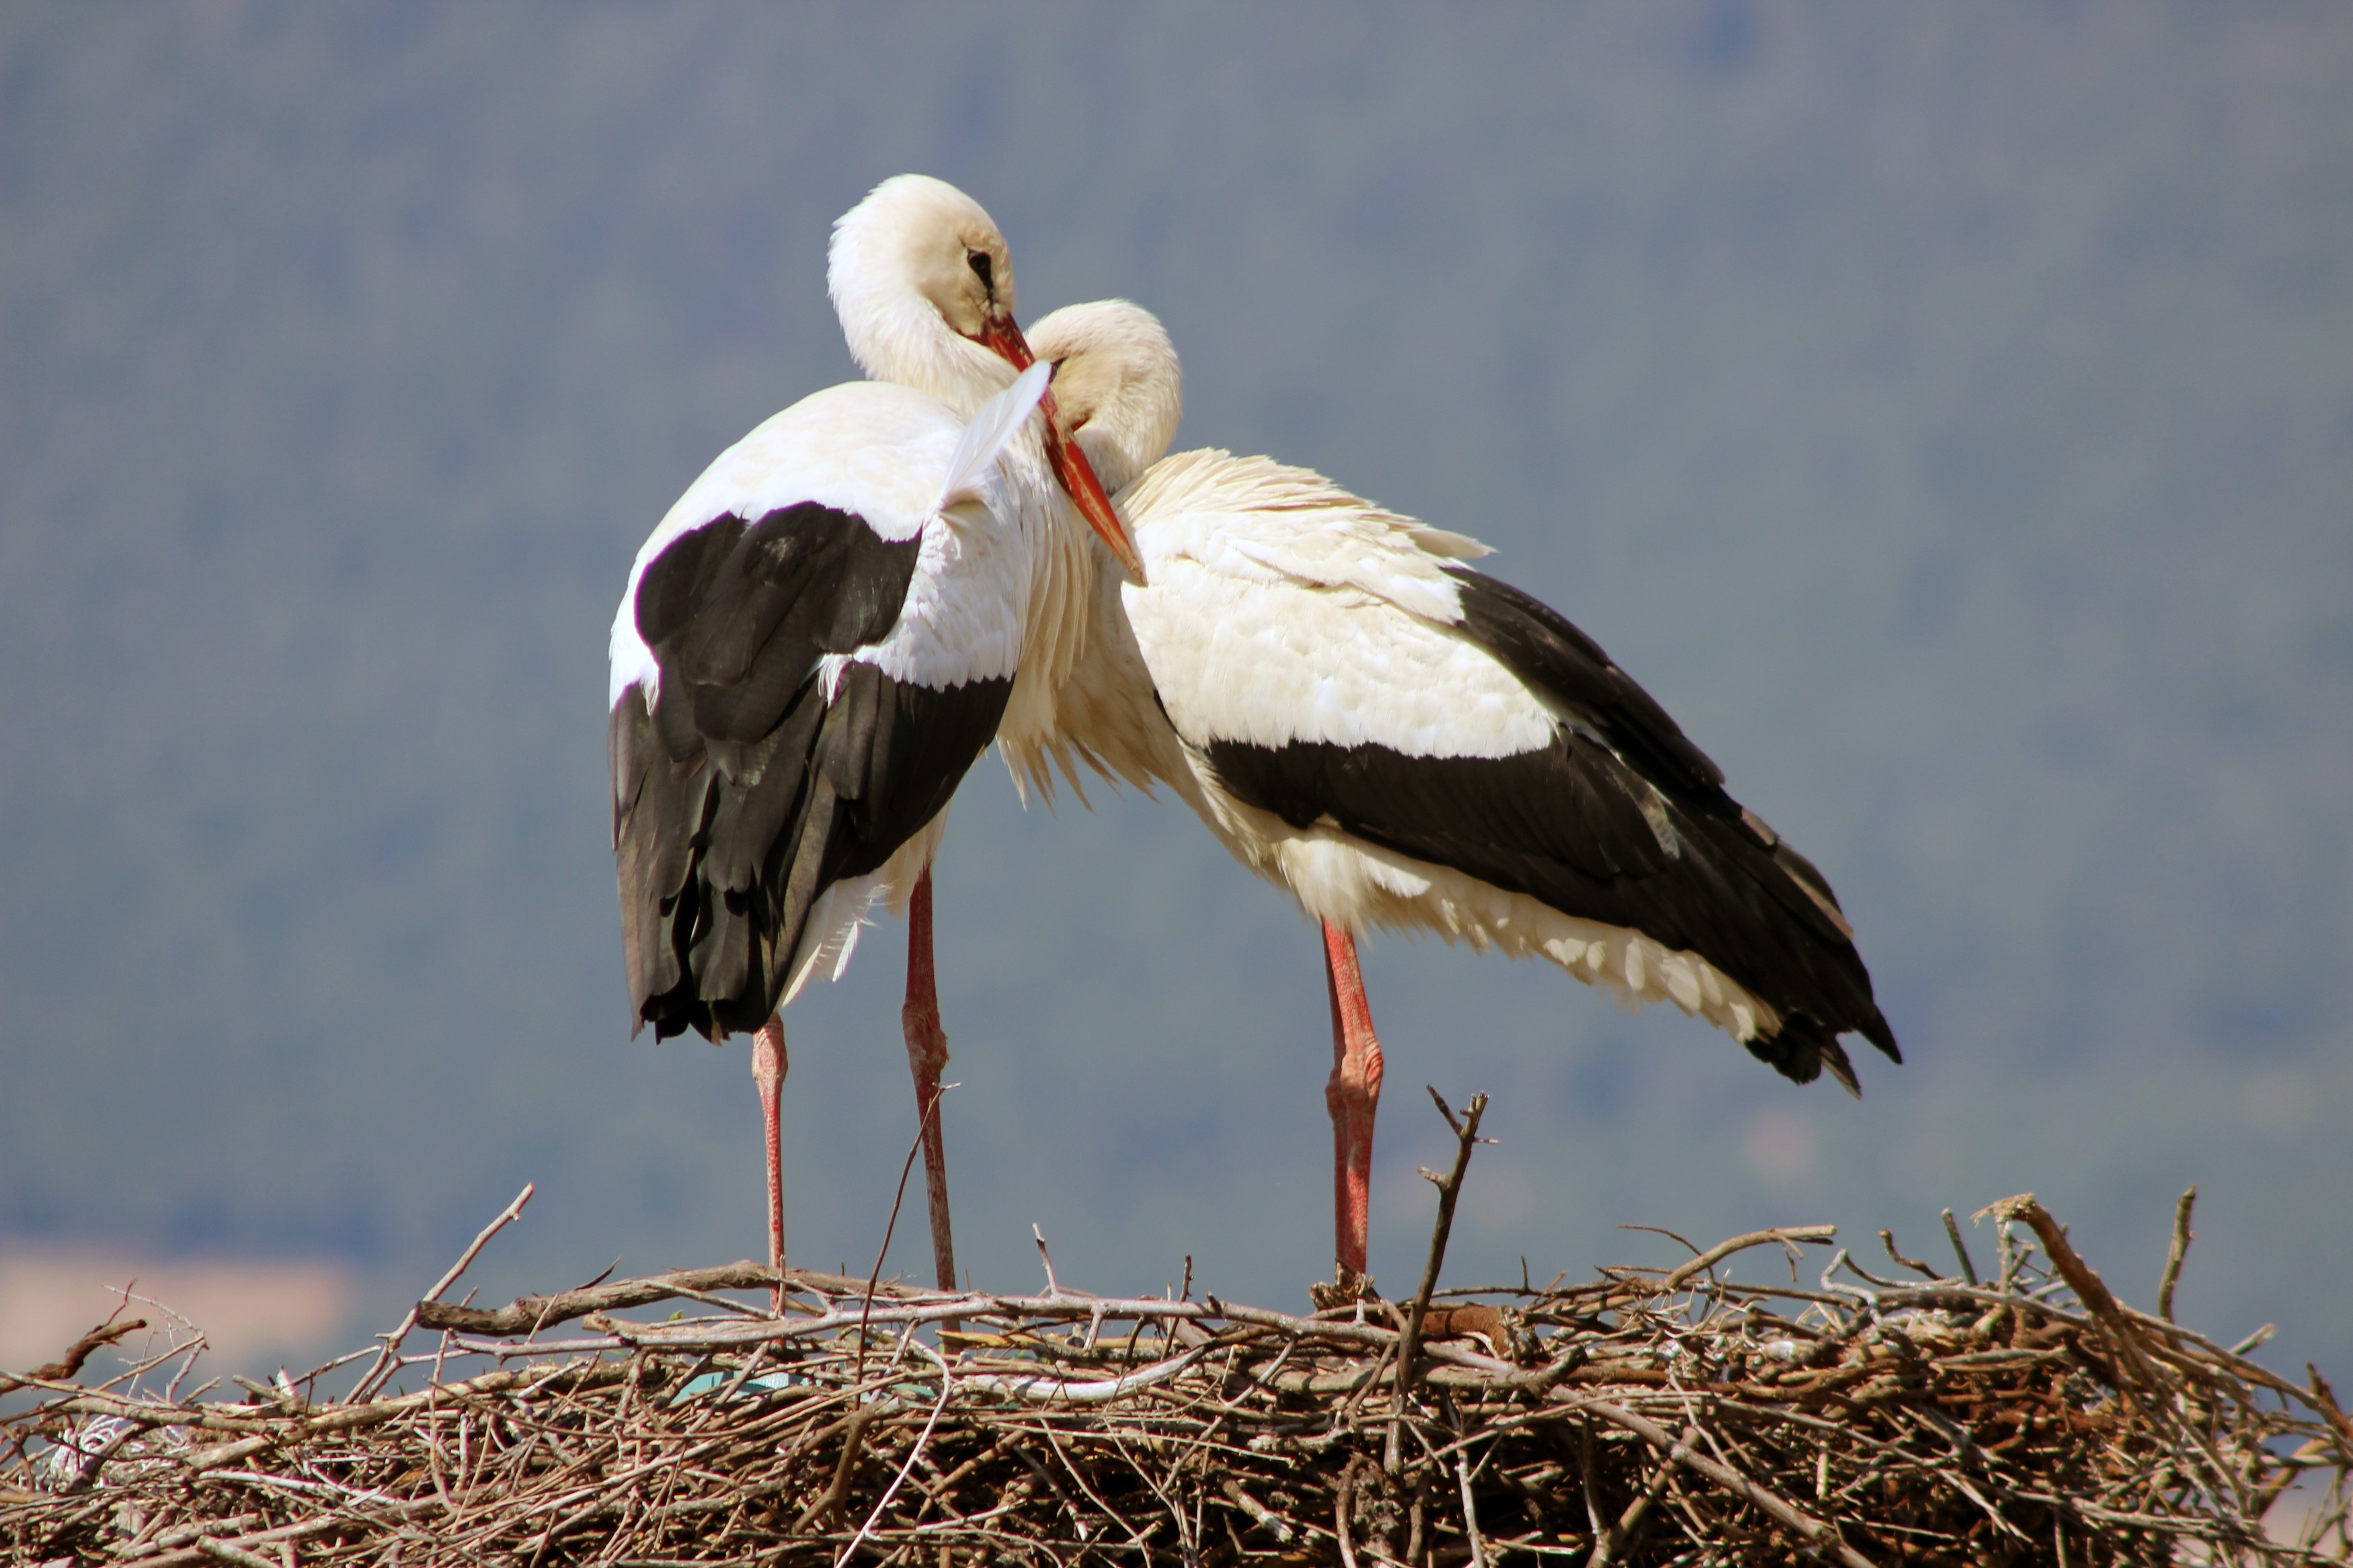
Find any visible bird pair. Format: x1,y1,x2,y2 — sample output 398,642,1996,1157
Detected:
608,175,1900,1302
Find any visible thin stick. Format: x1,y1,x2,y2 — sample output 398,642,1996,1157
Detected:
793,1406,877,1532
1661,1225,1837,1289
1581,1414,1607,1546
834,1352,954,1567
1032,1225,1064,1298
192,1535,283,1568
1454,1448,1488,1567
1942,1208,1979,1287
1986,1193,2165,1391
1593,1425,1691,1567
1396,1088,1488,1407
355,1184,533,1400
859,1086,945,1379
0,1314,149,1393
416,1262,922,1335
1222,1476,1294,1543
1879,1228,1942,1280
2158,1185,2196,1322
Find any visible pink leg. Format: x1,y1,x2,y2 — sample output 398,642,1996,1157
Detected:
902,868,958,1291
751,1014,789,1311
1321,921,1385,1278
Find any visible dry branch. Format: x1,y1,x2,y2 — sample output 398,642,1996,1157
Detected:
1396,1087,1488,1405
0,1315,147,1393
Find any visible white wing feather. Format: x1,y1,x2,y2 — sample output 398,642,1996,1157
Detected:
1114,450,1553,759
941,361,1051,509
1118,450,1490,624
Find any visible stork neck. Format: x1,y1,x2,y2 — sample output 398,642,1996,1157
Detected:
835,287,1014,417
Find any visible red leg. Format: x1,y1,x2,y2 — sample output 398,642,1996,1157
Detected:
902,867,958,1291
1321,921,1385,1278
751,1014,789,1311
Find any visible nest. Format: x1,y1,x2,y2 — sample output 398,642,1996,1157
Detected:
7,1103,2351,1565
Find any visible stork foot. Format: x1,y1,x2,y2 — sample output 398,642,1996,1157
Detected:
1309,1263,1381,1312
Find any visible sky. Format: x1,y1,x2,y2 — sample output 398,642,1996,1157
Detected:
2,5,2348,1380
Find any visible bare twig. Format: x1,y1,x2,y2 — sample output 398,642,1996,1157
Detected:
1941,1208,1979,1286
194,1534,293,1568
1334,1456,1363,1568
0,1314,148,1392
834,1352,954,1567
1879,1228,1942,1280
1661,1225,1837,1289
1032,1224,1064,1297
858,1086,946,1378
355,1182,532,1399
1454,1448,1488,1566
1222,1475,1294,1543
2158,1184,2196,1322
1396,1088,1489,1405
417,1261,920,1335
1986,1193,2165,1392
1592,1424,1691,1568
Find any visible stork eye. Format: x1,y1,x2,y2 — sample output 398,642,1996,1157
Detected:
965,248,994,291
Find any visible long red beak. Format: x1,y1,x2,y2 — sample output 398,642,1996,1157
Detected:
974,314,1147,584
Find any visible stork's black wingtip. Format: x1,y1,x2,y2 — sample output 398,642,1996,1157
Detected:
1864,1009,1903,1065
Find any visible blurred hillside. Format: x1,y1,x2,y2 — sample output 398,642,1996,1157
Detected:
1,5,2347,1373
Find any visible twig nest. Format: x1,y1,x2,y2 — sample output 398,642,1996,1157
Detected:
5,1201,2348,1564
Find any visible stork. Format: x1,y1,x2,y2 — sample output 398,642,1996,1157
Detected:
1021,300,1899,1283
609,179,1141,1298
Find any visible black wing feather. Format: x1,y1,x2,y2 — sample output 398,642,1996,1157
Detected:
610,502,1012,1042
1200,564,1899,1087
1445,568,1727,800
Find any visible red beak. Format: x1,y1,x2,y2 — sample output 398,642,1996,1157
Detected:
973,314,1147,584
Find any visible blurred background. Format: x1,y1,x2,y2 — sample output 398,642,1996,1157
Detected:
3,5,2348,1380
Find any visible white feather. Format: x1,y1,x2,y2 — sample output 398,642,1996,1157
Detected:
1120,450,1486,624
1003,451,1533,796
780,880,871,1007
1111,452,1554,760
941,362,1051,509
776,809,953,1004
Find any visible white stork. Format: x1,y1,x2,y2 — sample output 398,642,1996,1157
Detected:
1021,300,1899,1282
609,179,1142,1297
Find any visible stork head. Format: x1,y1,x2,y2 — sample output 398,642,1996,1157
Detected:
830,176,1144,581
830,175,1023,409
1028,300,1185,495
